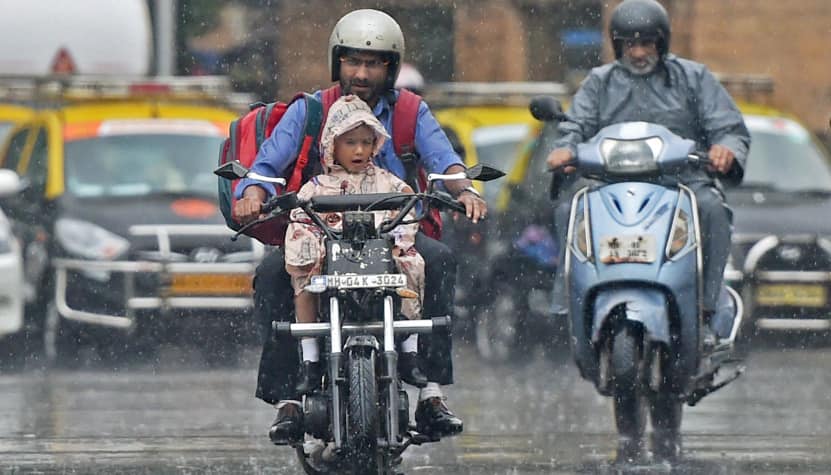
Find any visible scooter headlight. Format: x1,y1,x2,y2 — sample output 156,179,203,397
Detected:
572,214,592,261
600,137,662,174
666,208,692,259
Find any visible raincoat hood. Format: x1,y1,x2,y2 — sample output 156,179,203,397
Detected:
321,95,390,173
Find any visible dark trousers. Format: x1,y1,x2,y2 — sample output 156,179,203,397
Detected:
254,232,456,405
550,183,731,314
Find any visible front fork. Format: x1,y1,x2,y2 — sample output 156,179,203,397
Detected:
329,294,400,450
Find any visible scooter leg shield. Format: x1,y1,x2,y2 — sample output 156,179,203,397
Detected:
591,288,671,345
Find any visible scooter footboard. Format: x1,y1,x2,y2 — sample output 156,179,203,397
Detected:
590,287,671,345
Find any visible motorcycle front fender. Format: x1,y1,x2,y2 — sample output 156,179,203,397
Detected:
591,287,670,344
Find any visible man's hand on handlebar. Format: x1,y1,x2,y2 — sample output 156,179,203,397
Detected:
457,191,487,224
708,144,735,175
546,148,576,174
234,185,268,224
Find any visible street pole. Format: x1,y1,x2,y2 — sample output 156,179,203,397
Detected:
154,0,176,76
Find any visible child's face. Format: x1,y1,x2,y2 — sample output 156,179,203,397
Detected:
333,124,376,173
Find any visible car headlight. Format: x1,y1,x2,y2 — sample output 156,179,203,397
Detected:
55,218,130,260
600,137,662,174
666,208,692,260
0,213,13,254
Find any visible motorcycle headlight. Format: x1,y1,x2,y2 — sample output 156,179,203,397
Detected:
666,208,693,260
600,137,662,174
55,218,130,260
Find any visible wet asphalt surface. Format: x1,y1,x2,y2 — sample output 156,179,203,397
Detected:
1,334,830,474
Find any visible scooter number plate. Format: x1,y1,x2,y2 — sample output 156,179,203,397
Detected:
599,235,656,264
312,274,407,289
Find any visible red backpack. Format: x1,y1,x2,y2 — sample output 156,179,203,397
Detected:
217,93,323,245
321,85,443,239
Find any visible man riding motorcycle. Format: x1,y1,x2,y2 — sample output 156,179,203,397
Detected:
234,9,486,445
546,0,750,344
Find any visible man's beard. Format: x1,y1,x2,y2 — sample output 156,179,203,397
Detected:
621,54,659,76
341,79,385,102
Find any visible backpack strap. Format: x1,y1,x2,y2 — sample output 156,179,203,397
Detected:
320,85,342,133
392,88,423,193
287,93,324,192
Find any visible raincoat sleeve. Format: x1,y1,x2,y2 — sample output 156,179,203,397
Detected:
694,67,751,184
553,72,604,156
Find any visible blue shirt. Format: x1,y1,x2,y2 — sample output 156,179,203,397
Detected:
235,89,463,199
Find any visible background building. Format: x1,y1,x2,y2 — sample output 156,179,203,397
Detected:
172,0,831,134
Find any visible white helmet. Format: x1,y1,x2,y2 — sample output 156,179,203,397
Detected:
328,9,405,89
395,63,425,94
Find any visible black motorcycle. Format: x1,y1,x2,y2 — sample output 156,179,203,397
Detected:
216,161,503,474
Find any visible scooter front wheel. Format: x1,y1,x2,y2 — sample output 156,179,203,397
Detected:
611,324,647,463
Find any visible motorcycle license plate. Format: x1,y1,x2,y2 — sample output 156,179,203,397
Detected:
312,274,406,289
599,235,656,264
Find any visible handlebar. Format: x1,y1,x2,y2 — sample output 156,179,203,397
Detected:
232,190,468,241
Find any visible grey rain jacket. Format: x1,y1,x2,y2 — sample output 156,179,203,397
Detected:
553,54,750,192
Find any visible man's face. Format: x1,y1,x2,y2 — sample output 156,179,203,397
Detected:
338,51,389,105
621,38,659,75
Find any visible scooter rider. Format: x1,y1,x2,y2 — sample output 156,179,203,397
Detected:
546,0,750,342
234,9,485,445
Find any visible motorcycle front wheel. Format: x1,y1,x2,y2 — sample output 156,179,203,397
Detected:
347,347,379,474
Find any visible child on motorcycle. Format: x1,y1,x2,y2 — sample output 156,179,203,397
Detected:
284,95,428,392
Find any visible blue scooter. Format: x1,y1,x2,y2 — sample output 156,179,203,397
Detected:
531,98,744,463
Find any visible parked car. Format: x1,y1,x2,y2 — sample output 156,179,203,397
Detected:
723,104,831,336
0,76,262,366
0,169,26,365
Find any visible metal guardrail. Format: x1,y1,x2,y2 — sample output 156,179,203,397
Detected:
0,74,239,105
714,72,775,103
422,81,572,108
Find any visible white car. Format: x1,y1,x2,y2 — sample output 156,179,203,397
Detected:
0,170,25,348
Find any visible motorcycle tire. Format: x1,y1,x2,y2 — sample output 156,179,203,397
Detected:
347,347,379,474
475,283,521,364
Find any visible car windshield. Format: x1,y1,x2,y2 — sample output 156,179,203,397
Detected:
742,115,831,192
64,133,224,198
0,122,15,146
472,123,531,205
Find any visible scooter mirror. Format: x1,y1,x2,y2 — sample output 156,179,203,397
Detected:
214,160,250,180
466,164,505,182
529,95,566,122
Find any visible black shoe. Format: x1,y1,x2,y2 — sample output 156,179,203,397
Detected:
415,397,463,437
268,403,303,445
295,361,322,395
398,352,428,388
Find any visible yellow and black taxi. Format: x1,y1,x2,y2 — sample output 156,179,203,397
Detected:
0,76,261,364
722,103,831,335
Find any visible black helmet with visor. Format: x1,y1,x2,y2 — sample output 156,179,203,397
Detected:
609,0,671,59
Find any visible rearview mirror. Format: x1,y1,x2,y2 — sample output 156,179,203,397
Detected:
214,161,250,180
466,164,506,182
529,95,566,122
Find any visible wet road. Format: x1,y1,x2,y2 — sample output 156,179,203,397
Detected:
1,340,830,474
